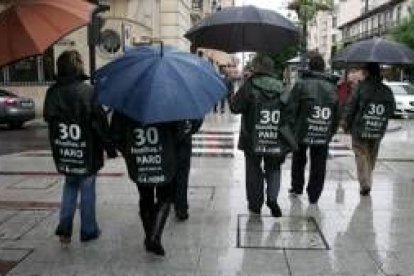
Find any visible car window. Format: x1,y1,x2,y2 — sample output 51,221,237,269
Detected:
402,84,414,95
389,85,414,95
0,89,17,97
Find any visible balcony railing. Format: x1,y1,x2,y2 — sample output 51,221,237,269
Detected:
342,21,399,44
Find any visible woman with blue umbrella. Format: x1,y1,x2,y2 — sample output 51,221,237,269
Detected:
96,43,227,256
110,114,178,256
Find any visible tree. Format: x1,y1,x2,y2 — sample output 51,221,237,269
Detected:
392,14,414,50
391,2,414,81
269,46,300,79
288,0,333,68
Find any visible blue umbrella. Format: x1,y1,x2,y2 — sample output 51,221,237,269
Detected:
95,44,227,124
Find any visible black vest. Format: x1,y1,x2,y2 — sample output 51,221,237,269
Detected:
252,93,288,155
123,122,176,187
300,99,336,145
49,119,97,175
355,98,392,140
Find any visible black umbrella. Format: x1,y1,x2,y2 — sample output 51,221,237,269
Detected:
184,5,299,54
332,37,414,66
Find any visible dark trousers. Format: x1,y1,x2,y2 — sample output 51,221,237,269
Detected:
214,97,226,113
173,137,192,211
137,184,173,213
291,143,329,203
244,152,283,211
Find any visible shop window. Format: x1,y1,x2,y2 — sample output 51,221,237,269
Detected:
9,57,38,82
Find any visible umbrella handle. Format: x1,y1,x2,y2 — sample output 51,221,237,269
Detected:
150,40,164,57
132,39,164,57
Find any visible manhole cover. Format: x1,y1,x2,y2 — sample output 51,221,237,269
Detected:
237,215,329,250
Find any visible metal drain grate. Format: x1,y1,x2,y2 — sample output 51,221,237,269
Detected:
237,215,329,250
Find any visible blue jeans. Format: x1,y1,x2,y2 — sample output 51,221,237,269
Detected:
55,175,99,240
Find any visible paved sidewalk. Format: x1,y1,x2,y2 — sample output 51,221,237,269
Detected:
0,113,414,275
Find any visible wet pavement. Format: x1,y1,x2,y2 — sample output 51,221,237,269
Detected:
0,112,413,275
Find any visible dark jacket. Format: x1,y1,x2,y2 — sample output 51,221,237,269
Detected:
44,75,115,175
110,112,178,187
343,76,395,140
290,70,340,145
230,72,296,155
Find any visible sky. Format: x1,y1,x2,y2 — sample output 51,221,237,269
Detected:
234,0,292,18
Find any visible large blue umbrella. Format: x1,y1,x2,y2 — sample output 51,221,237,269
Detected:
95,44,227,124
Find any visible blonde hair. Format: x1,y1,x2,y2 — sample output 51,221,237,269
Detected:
57,50,84,77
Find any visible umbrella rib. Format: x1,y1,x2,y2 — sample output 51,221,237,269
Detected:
141,58,163,121
165,59,206,117
391,41,410,64
10,8,44,51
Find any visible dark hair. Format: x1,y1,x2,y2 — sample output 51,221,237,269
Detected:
364,63,381,79
308,52,325,72
251,54,274,73
57,50,84,77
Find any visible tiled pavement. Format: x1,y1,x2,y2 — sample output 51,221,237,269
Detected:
0,112,413,275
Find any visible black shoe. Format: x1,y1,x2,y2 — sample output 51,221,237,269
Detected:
58,235,71,245
80,230,101,242
360,188,371,196
55,225,72,244
289,188,303,196
309,199,318,205
146,239,165,256
248,207,261,215
175,209,189,221
148,203,170,256
267,202,282,217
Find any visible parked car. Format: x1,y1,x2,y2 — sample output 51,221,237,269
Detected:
0,89,35,128
384,82,414,117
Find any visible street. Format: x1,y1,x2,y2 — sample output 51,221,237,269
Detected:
0,114,413,275
0,124,49,156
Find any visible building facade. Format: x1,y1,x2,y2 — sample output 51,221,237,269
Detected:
339,0,412,46
306,0,412,67
0,0,193,116
307,9,340,67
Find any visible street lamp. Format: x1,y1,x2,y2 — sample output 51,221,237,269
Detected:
87,0,110,83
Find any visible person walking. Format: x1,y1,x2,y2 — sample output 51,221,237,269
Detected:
288,53,340,204
337,68,365,130
110,112,178,256
214,65,233,113
44,50,116,244
230,55,296,217
173,119,203,221
343,63,395,196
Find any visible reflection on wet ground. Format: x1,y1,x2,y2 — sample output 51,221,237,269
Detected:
0,115,413,275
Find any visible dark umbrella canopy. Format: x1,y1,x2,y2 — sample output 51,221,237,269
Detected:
332,37,414,66
184,5,299,53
